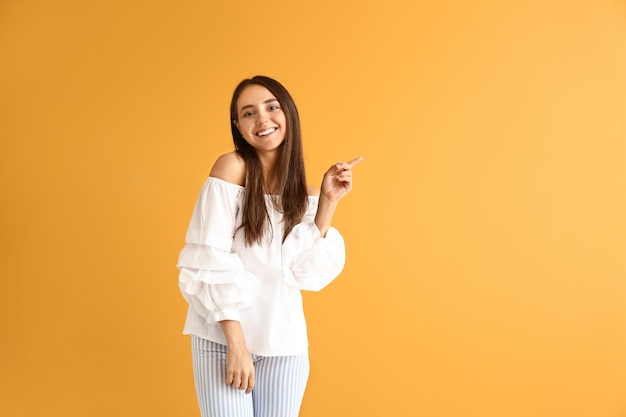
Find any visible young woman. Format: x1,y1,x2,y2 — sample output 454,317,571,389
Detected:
177,75,362,417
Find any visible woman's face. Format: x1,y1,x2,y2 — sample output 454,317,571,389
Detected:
234,84,287,155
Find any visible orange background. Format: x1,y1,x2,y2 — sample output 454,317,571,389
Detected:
1,1,626,416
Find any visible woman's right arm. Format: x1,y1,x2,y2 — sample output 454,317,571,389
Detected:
179,152,255,393
209,152,254,394
220,320,255,394
209,152,255,394
209,152,246,186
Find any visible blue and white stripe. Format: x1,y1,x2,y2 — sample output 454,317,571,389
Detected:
191,335,310,417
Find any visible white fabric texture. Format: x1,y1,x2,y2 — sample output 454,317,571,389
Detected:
177,176,346,356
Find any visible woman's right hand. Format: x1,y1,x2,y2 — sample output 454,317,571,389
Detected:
225,344,255,394
220,320,255,394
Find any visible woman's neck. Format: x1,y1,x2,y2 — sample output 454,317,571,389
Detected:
258,152,279,194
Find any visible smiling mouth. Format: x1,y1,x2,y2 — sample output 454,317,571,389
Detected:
256,127,277,137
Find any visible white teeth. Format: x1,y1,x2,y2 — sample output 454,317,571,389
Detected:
257,127,276,136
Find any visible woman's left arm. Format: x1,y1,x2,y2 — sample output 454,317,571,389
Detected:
315,157,363,237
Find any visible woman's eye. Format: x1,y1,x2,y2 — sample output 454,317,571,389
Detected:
269,105,280,111
243,111,254,117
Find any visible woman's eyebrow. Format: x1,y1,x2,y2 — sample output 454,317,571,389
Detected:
239,99,278,113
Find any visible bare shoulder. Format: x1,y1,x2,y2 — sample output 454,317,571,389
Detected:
307,183,320,197
209,152,246,186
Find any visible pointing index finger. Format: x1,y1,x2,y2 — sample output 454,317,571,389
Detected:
347,156,364,168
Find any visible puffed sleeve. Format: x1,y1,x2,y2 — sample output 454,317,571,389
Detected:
177,177,260,323
281,199,346,291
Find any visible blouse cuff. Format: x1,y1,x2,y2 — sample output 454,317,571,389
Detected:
207,307,240,323
281,222,346,291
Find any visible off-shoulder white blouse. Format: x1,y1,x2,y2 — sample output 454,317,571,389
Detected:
177,177,346,356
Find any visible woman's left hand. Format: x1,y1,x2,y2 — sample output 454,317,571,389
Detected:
320,157,363,204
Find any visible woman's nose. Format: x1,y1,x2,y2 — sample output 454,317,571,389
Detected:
255,111,268,124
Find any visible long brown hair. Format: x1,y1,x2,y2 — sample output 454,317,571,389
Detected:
229,76,308,245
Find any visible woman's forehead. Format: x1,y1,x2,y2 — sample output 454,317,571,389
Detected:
237,84,277,107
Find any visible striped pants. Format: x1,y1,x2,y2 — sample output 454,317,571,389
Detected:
191,335,310,417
